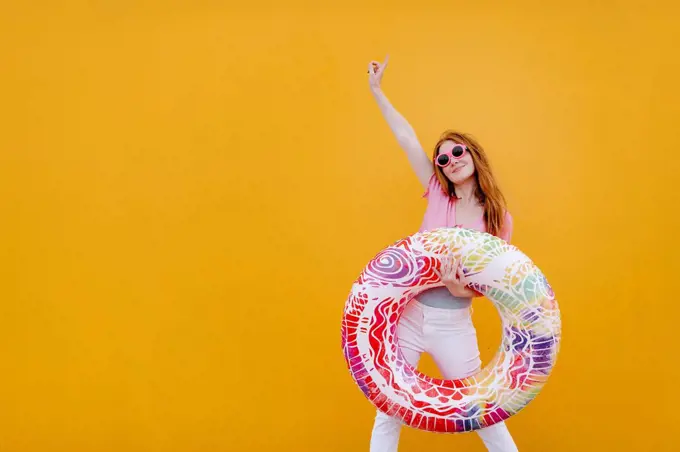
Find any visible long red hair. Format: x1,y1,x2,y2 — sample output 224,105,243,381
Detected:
432,130,508,237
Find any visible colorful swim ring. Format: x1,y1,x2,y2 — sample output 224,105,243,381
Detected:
341,227,561,433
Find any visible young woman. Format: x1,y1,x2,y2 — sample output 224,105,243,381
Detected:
367,56,519,452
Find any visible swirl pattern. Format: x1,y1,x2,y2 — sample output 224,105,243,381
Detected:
341,227,561,433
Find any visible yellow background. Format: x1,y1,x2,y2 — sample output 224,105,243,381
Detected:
2,1,679,451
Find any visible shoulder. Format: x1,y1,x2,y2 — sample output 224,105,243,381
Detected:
422,173,447,199
499,210,514,243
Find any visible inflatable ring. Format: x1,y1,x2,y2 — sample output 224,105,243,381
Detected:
341,227,561,433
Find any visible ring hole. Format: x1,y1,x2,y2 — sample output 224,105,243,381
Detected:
473,298,503,368
400,298,503,379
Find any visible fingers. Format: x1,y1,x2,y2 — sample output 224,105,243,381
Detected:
449,257,458,275
445,251,464,281
383,54,390,68
440,252,457,280
455,260,464,282
438,256,450,280
456,264,465,281
437,261,446,279
432,267,441,279
367,59,385,75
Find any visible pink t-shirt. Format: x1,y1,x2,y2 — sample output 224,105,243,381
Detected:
419,174,513,242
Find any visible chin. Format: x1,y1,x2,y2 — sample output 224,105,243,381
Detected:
447,170,475,185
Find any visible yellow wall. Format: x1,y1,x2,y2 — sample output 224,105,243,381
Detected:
2,1,679,451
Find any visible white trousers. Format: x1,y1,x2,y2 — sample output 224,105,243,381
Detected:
369,301,519,452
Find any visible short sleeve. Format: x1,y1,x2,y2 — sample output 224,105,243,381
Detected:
422,173,442,199
499,211,513,243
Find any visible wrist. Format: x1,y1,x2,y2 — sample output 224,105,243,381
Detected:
466,288,481,298
370,86,384,96
444,283,464,297
444,283,477,298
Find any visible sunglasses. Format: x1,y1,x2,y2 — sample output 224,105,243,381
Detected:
435,144,468,167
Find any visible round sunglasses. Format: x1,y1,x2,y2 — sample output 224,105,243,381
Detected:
435,144,468,167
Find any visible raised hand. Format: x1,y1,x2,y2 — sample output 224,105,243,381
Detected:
367,54,389,91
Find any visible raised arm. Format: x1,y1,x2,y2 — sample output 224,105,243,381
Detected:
368,56,433,189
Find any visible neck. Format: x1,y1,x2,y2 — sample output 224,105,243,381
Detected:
453,178,478,204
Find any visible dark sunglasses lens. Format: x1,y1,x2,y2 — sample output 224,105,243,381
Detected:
437,154,450,166
452,145,465,158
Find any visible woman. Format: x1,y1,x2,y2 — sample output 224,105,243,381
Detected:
367,55,519,452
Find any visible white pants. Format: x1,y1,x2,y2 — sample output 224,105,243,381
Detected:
369,301,518,452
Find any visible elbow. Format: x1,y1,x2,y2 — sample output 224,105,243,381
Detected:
395,135,419,151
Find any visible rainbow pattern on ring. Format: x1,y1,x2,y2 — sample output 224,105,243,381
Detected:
341,227,561,433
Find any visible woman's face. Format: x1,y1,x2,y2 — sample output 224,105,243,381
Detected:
437,140,476,184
